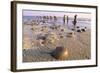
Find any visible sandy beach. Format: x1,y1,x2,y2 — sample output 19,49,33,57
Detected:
22,10,91,62
23,24,91,62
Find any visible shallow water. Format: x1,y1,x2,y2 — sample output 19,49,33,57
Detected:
23,16,91,29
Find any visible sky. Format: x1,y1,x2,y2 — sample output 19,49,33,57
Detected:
23,10,91,19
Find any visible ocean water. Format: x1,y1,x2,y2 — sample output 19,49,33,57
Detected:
23,16,91,29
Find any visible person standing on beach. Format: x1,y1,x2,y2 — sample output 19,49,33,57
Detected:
67,16,69,24
73,15,77,30
54,16,57,25
63,15,66,26
63,15,69,29
66,16,69,29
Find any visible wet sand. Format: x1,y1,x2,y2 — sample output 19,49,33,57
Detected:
23,24,91,62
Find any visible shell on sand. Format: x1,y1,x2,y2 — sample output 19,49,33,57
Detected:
39,39,46,46
47,38,55,44
77,29,82,32
49,32,58,39
67,32,75,37
31,40,38,46
81,28,86,32
23,38,32,49
60,26,68,32
42,28,48,33
47,32,59,44
51,46,69,60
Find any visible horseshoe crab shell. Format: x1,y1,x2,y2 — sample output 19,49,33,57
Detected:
51,46,69,60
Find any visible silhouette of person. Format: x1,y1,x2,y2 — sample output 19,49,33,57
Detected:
67,16,69,24
73,15,77,30
63,15,66,25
